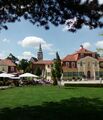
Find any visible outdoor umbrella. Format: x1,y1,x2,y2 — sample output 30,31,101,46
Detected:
0,72,15,78
19,73,38,78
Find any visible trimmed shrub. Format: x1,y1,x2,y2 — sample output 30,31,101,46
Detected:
64,83,103,87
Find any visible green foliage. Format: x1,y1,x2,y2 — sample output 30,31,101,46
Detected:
52,52,62,85
25,62,32,73
7,53,19,63
35,67,42,77
55,52,62,80
64,83,103,87
96,48,103,57
51,68,56,79
0,0,103,31
18,59,29,72
51,68,57,85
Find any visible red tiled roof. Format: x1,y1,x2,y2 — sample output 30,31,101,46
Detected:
63,47,96,61
76,47,93,53
32,60,53,65
98,58,103,61
63,53,79,61
0,59,16,66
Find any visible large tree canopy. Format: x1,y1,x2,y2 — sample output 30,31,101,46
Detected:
0,0,103,31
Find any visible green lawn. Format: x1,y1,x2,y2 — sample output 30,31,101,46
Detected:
0,86,103,120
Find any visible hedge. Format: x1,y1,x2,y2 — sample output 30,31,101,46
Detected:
64,83,103,87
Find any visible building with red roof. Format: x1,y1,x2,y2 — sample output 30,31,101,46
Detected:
62,45,103,80
32,45,103,80
0,59,17,73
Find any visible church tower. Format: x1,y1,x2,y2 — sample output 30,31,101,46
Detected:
37,44,43,60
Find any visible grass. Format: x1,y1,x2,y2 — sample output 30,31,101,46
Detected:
0,86,103,119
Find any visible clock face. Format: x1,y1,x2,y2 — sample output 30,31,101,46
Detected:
100,62,103,68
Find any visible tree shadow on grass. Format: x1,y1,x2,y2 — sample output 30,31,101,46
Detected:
0,97,103,120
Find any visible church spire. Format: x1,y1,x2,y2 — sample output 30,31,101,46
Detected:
37,44,43,60
39,43,42,52
80,45,83,49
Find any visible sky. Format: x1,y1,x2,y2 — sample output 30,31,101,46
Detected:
0,0,103,60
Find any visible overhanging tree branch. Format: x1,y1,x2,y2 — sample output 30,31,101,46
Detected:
0,0,103,31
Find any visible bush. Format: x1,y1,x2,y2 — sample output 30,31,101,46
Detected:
53,79,58,85
0,81,3,86
64,83,103,87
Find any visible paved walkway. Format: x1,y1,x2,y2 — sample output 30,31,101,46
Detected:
61,80,103,86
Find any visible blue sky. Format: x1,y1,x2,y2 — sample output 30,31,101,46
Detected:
0,16,103,60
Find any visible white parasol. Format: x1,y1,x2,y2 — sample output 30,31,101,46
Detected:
0,72,15,78
19,73,38,78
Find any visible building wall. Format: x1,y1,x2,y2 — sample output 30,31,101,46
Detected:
62,56,102,80
32,64,45,78
77,56,99,79
0,65,16,73
0,65,8,72
45,64,52,80
8,66,17,73
63,68,78,80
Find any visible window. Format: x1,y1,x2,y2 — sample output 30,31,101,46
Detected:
80,61,82,66
68,72,73,76
71,62,75,68
73,72,78,76
99,72,103,77
79,72,84,76
11,67,15,72
63,72,68,77
100,62,103,68
47,72,51,76
48,65,50,68
66,62,70,67
95,72,99,76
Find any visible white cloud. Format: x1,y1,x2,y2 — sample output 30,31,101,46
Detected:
18,36,46,47
17,51,33,60
2,38,10,43
98,0,103,4
95,41,103,48
82,42,91,49
0,53,4,59
23,51,33,57
48,51,56,56
42,43,53,50
0,51,6,59
18,36,53,50
62,25,69,32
